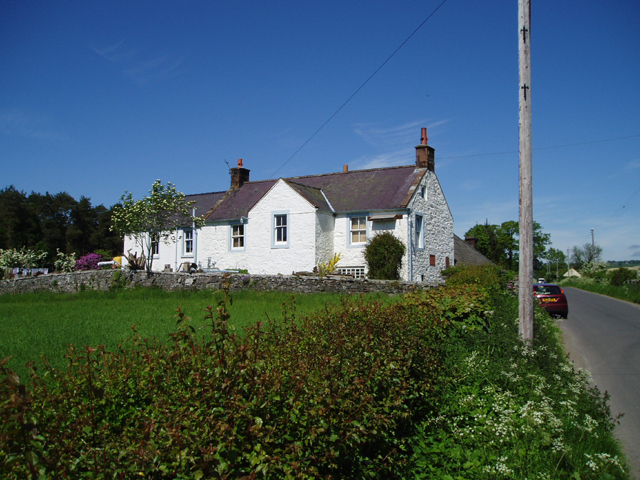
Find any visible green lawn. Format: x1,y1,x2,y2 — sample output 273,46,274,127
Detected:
0,287,393,380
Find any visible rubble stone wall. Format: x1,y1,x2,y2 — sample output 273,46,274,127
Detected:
0,270,437,296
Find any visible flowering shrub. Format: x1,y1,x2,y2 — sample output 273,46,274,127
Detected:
0,248,48,269
74,252,103,271
54,249,76,273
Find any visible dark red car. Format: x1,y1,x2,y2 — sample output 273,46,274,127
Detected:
533,283,568,318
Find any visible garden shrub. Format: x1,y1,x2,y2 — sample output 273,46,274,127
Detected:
53,249,76,273
363,231,406,280
74,252,103,271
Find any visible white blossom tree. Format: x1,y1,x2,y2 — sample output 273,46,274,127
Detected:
111,180,205,272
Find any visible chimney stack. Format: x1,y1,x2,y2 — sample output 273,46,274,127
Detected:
415,127,435,171
465,237,479,250
230,158,250,189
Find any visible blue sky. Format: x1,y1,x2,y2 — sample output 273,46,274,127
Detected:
2,0,639,261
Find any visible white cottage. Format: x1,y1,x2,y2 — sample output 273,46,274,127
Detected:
124,128,454,283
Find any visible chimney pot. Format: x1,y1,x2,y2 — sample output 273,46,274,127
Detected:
230,160,250,189
421,127,428,145
343,164,348,173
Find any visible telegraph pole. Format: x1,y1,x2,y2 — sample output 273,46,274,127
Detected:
518,0,534,342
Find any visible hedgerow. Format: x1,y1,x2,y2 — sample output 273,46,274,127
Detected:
0,283,451,479
1,266,629,478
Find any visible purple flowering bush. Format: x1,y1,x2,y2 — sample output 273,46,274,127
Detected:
74,253,103,271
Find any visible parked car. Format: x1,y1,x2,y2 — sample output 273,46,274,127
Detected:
533,283,568,318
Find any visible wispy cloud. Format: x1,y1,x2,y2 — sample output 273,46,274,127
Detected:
350,119,449,168
93,40,183,86
353,119,448,148
352,148,413,169
625,159,640,170
0,109,66,141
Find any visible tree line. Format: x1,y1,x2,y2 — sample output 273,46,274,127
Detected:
464,220,607,280
0,186,123,266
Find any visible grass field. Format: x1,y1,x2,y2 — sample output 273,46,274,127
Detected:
0,287,394,380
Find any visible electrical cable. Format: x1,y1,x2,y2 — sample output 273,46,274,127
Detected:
439,134,640,160
268,0,450,179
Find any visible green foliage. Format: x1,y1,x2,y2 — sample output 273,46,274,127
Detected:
111,180,206,272
609,267,638,286
561,276,640,305
571,243,604,270
442,264,506,290
465,220,551,271
1,271,628,478
407,288,629,479
363,231,406,280
0,248,48,269
53,249,76,273
0,186,122,262
0,289,396,381
0,287,445,478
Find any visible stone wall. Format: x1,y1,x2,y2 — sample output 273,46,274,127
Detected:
0,270,438,296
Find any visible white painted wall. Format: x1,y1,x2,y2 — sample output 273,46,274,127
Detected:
122,171,453,282
241,180,318,274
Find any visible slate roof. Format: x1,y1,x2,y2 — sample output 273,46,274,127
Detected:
453,234,493,266
186,165,428,222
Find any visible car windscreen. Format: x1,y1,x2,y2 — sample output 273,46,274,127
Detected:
534,285,562,295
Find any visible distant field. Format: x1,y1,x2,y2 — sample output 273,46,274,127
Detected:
0,288,395,380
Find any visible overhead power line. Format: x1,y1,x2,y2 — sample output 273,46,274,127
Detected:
268,0,450,179
440,134,640,160
595,185,640,231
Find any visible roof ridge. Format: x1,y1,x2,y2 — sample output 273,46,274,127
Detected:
284,164,419,181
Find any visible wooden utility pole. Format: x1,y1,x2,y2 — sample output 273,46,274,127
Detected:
518,0,534,341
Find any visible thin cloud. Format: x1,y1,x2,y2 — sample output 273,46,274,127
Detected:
354,119,448,148
0,109,65,141
625,159,640,170
352,148,413,169
93,40,182,86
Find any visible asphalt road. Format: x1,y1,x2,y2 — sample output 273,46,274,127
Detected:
558,287,640,479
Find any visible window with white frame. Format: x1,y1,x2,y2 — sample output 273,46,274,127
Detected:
350,216,367,245
183,229,193,255
273,213,288,247
231,224,245,249
415,215,424,248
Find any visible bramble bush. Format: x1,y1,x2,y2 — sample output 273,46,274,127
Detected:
74,253,103,271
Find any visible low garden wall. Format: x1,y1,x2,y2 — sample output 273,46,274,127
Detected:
0,270,437,296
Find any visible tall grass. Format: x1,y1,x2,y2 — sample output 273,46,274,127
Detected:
0,287,394,380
